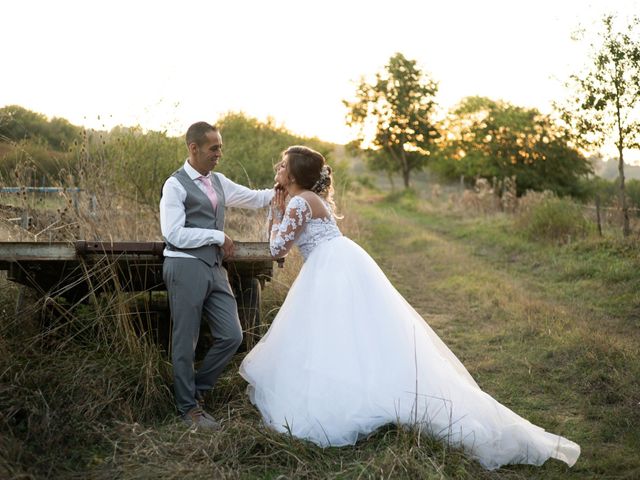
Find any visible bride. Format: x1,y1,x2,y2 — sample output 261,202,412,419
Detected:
239,146,580,470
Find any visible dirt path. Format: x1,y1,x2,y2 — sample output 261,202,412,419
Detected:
349,201,579,365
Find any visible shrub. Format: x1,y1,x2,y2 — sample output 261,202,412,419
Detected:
217,112,342,189
626,179,640,216
0,140,76,183
515,195,592,243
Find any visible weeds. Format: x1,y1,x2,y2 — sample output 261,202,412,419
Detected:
4,155,639,478
354,194,640,478
515,195,592,244
0,261,174,477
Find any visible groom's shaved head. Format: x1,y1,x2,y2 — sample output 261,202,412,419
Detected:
186,122,218,147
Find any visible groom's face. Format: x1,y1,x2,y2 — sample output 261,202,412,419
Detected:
189,130,223,175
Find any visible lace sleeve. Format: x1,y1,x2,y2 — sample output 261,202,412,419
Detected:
270,196,311,257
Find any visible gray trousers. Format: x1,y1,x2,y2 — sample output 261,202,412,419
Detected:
163,257,243,415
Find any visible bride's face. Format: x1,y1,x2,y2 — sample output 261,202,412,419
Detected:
274,156,290,186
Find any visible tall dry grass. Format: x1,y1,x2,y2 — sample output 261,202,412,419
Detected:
0,153,292,477
418,174,640,242
2,145,476,479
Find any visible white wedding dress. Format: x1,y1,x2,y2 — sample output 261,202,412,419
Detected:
239,196,580,470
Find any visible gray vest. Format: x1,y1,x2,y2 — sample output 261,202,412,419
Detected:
164,167,226,266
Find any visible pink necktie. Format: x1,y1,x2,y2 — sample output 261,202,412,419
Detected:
198,175,218,211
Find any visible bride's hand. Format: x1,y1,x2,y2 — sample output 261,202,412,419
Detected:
272,187,286,220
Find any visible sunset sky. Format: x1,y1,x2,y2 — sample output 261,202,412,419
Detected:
1,0,639,161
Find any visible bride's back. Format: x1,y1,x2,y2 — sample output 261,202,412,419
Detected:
296,191,331,220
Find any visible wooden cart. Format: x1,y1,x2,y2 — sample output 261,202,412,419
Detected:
0,241,282,349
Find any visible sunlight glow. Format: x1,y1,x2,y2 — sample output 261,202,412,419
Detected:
1,0,639,163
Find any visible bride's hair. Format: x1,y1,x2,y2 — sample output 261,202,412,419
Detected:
283,146,341,217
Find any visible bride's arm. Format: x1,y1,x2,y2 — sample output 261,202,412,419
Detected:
270,196,311,257
267,187,286,239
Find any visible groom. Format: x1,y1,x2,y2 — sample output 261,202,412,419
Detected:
160,121,274,429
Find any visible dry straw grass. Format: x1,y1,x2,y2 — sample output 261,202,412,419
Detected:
0,155,316,478
0,162,503,478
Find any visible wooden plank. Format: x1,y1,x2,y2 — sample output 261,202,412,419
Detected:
0,242,76,261
75,241,166,255
74,241,275,260
230,242,278,261
0,241,280,262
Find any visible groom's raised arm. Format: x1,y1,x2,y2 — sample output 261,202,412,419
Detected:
216,172,274,209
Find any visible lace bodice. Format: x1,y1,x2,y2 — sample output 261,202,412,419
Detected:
270,195,342,260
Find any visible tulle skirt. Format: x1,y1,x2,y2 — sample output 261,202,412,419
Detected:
239,236,580,470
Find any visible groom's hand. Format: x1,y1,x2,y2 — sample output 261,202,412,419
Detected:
221,233,235,259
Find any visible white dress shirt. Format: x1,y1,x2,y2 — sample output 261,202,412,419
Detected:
160,160,274,258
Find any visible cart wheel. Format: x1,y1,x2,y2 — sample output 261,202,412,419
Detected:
237,277,261,350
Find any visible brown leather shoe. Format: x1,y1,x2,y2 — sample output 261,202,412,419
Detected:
181,406,220,430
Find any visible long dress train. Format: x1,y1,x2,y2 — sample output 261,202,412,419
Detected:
240,196,580,470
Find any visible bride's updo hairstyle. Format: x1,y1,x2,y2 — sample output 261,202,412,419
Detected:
284,145,341,217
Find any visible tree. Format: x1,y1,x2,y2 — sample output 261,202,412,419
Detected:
0,106,83,182
0,105,81,150
216,112,336,188
559,15,640,236
0,105,49,143
100,126,184,206
434,97,592,197
344,53,439,188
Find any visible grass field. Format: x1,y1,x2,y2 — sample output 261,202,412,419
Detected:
1,188,639,479
349,190,639,479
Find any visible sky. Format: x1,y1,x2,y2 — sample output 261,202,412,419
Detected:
1,0,639,162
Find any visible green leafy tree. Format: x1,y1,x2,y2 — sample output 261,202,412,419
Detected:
0,108,348,207
46,117,82,150
0,105,48,142
0,105,81,150
558,14,640,236
216,113,300,187
217,112,339,188
344,53,439,188
99,126,184,206
577,176,619,205
0,106,82,182
434,97,592,196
